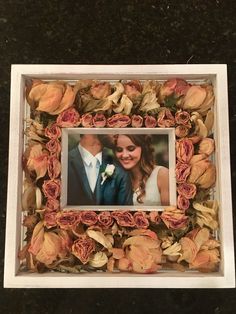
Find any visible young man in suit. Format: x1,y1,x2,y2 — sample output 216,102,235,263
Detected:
67,134,133,206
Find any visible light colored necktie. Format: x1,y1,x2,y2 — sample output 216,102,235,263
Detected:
89,158,100,192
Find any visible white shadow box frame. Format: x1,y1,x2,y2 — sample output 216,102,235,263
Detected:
4,64,235,288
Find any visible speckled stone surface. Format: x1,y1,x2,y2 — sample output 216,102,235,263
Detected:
0,0,236,313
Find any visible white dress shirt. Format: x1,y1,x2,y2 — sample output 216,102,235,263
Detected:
78,144,102,192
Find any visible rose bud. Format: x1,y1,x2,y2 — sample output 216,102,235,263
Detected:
56,108,81,127
45,123,62,140
175,162,191,183
198,138,215,156
72,235,95,264
175,125,190,138
46,139,61,155
42,179,61,199
181,85,207,111
90,82,111,99
111,210,136,227
177,195,190,211
93,113,107,127
98,211,114,229
80,211,98,226
124,80,142,100
133,212,149,229
157,108,175,128
28,81,75,115
144,115,157,128
47,156,61,179
107,114,131,128
81,113,93,127
56,211,81,230
177,182,197,199
131,114,143,128
176,138,194,163
159,78,190,102
175,111,191,127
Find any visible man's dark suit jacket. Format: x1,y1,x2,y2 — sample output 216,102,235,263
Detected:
67,147,133,206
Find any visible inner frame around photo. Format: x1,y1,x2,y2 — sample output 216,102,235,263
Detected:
61,128,176,210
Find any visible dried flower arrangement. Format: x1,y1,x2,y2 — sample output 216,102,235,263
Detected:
19,78,220,274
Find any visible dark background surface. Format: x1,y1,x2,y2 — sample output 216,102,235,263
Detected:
0,0,236,313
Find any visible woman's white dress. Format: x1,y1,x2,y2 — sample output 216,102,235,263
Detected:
133,166,162,206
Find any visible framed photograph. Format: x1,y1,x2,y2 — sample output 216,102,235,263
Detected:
4,64,235,288
61,128,176,210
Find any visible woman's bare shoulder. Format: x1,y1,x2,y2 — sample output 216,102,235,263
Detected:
158,166,169,178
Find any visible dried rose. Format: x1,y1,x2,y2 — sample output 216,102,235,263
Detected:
176,138,194,163
178,237,198,263
28,81,75,115
148,211,161,224
56,211,81,230
175,111,191,127
175,125,190,138
42,179,61,199
45,198,60,212
46,139,61,156
131,114,143,127
175,162,191,183
72,235,95,264
159,78,190,102
97,211,114,229
133,212,149,229
111,210,136,227
124,80,142,100
193,200,218,230
81,113,93,127
86,229,113,249
27,143,49,179
144,115,157,128
188,158,216,189
198,138,215,156
44,210,57,229
47,156,61,179
28,221,44,256
80,211,98,226
93,113,106,127
189,249,220,272
45,123,62,140
56,108,80,127
107,114,131,128
89,252,108,268
161,207,189,230
177,195,190,211
90,82,111,99
157,108,175,128
177,182,197,199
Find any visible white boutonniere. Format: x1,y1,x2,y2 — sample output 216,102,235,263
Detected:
101,164,115,185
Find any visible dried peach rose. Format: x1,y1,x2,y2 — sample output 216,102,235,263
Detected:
198,138,215,156
176,138,194,163
161,207,189,230
90,82,111,99
189,249,220,271
72,235,95,264
27,143,49,179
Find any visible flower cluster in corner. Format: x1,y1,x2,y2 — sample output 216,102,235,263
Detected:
20,78,219,274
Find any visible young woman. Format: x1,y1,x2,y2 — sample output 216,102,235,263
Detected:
113,134,169,206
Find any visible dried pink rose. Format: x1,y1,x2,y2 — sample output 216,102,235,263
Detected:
148,211,161,224
47,156,61,179
161,207,189,230
175,162,191,183
176,138,194,163
56,211,81,230
97,211,114,229
124,80,142,100
44,210,57,229
93,113,107,127
45,123,62,140
80,211,98,226
107,114,131,128
175,111,191,127
81,113,93,127
177,182,197,199
177,195,190,211
131,114,143,128
133,212,149,229
46,139,61,155
90,82,111,99
157,108,175,128
159,78,190,102
45,198,60,212
144,115,157,128
175,125,190,138
72,235,95,264
111,211,136,227
42,179,61,199
56,108,81,127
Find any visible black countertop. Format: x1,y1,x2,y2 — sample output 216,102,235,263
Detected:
0,1,236,313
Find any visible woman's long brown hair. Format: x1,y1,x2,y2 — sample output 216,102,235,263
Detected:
114,134,155,203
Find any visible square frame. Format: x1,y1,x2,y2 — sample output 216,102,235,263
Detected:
4,64,235,288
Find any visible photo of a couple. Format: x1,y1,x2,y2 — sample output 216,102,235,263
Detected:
67,131,170,207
